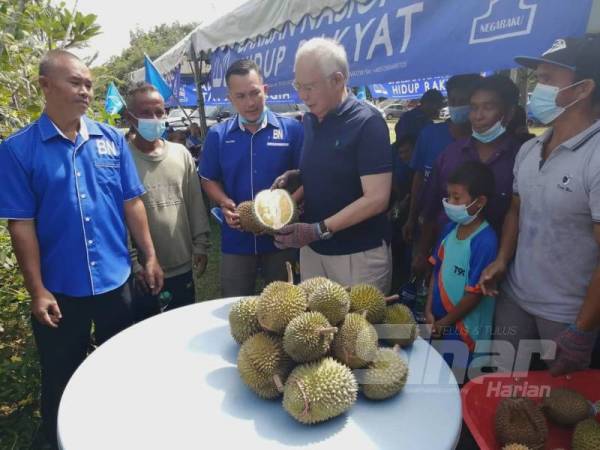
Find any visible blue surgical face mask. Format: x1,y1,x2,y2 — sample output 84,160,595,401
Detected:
472,119,506,143
133,115,166,142
239,107,268,126
442,198,482,225
449,105,471,124
529,81,585,125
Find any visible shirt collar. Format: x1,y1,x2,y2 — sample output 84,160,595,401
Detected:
305,94,356,123
555,120,600,152
39,112,102,142
230,108,279,133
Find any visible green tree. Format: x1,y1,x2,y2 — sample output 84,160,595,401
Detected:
92,21,198,112
0,0,101,136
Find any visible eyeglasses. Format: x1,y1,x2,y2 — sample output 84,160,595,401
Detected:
292,73,339,93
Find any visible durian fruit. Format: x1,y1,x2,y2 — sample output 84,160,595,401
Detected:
332,313,378,368
308,280,350,325
228,296,261,344
495,397,548,450
381,304,419,347
349,284,397,324
572,417,600,450
502,445,532,450
283,312,337,363
361,347,409,400
257,262,307,334
282,357,358,424
254,188,298,232
237,332,294,399
237,201,267,234
542,388,592,426
299,277,331,299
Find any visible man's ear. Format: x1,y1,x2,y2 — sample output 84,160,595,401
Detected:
123,109,136,126
578,79,596,102
477,195,488,209
38,75,50,92
263,84,269,95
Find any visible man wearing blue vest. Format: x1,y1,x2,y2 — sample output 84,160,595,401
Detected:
0,50,163,449
200,59,304,296
273,38,393,293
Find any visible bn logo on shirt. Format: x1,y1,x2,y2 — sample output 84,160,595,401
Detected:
96,139,119,157
272,129,283,140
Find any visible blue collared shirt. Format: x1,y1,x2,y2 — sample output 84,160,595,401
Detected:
0,113,145,297
300,96,393,255
200,110,303,255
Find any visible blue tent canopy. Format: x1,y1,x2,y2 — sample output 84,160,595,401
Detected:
207,0,593,101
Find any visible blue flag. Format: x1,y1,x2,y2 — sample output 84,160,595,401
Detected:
105,82,125,115
144,55,173,101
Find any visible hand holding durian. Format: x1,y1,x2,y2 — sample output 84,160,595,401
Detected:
228,262,418,424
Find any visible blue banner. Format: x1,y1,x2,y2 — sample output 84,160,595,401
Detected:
370,75,449,99
209,0,592,100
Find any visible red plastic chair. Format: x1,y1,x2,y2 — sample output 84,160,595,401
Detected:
461,369,600,450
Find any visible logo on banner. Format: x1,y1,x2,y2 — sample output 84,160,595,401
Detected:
470,0,537,44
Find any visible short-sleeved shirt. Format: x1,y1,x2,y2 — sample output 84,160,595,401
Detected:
429,221,497,355
409,121,454,181
503,121,600,323
0,113,145,297
422,135,520,234
394,107,432,143
200,110,303,255
300,96,393,256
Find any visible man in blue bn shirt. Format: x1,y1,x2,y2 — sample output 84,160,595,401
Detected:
0,50,163,449
200,59,304,296
273,38,393,293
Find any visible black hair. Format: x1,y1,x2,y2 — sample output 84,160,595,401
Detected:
445,73,483,97
396,134,416,148
225,59,262,86
575,33,600,105
447,161,495,201
126,82,160,110
470,75,519,110
420,88,444,105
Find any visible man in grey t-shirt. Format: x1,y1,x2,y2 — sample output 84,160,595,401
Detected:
480,36,600,376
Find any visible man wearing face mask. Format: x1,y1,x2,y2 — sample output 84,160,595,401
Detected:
403,74,483,277
200,59,303,297
416,75,521,262
480,35,600,376
125,83,210,320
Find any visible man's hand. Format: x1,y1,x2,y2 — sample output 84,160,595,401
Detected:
221,199,241,230
549,324,596,376
134,268,149,294
143,257,164,296
274,222,320,249
193,254,208,276
479,259,508,296
271,170,301,191
31,288,62,328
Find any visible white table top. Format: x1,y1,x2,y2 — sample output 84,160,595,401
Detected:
58,298,462,450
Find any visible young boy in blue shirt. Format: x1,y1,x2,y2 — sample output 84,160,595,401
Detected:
425,161,498,374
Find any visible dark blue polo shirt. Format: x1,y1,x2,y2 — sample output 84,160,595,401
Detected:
300,96,392,255
0,113,145,297
200,110,303,255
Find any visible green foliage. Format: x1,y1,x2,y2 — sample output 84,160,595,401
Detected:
92,22,198,106
0,222,41,449
0,0,101,137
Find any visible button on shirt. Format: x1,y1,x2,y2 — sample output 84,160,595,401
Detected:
0,113,145,297
200,110,304,255
504,122,600,323
301,96,393,255
422,136,520,234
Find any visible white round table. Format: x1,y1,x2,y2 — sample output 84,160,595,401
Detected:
57,298,462,450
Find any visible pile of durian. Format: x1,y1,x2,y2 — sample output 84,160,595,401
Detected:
228,262,418,424
495,387,600,450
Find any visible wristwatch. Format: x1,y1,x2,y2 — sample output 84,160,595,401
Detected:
317,220,334,240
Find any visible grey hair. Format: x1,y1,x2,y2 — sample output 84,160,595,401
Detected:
39,49,82,77
294,37,349,80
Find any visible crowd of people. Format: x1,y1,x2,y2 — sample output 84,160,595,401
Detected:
1,33,600,449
